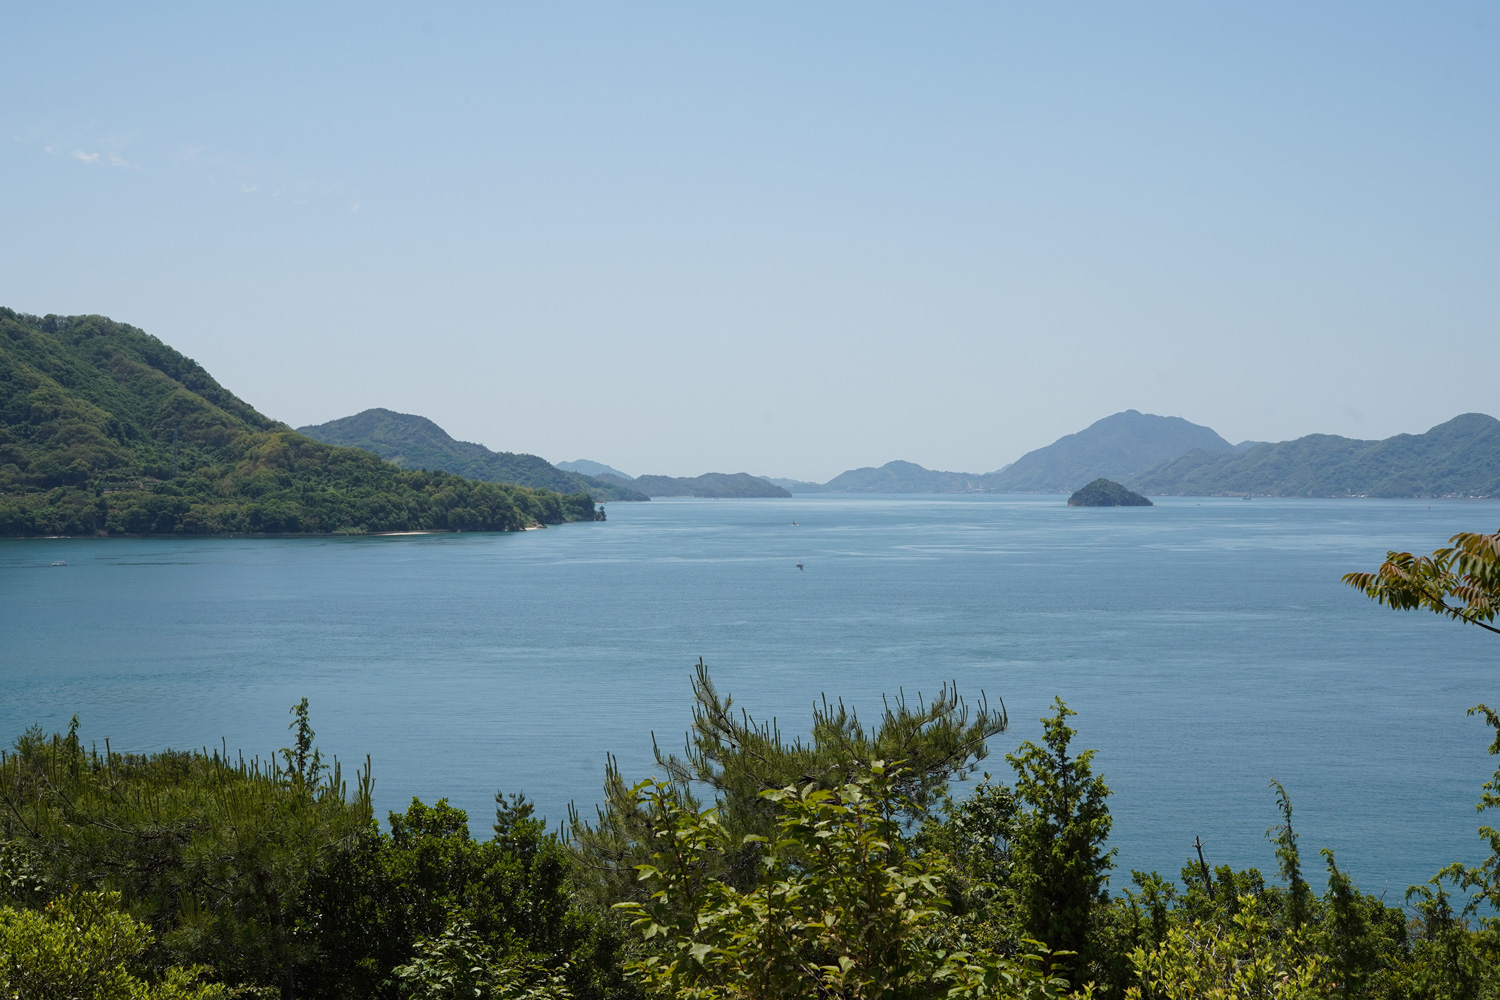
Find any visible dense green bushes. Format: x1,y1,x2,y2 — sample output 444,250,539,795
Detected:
0,892,228,1000
0,708,627,1000
3,678,1498,999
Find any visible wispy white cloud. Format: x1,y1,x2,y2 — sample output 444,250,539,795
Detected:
40,133,361,209
44,142,138,168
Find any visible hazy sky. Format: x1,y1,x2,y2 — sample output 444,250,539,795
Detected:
4,4,1496,480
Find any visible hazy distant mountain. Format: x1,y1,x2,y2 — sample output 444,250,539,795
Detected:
1131,413,1500,498
762,477,832,493
558,459,634,481
298,409,649,501
763,411,1230,495
761,411,1228,495
822,461,996,493
607,472,791,498
751,410,1500,500
987,410,1234,493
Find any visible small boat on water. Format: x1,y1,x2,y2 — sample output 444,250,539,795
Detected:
50,560,67,567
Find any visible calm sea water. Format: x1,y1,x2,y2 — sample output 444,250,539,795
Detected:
3,495,1497,898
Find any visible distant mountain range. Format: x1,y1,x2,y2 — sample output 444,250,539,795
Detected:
761,410,1499,499
307,403,1500,506
533,411,1236,499
301,404,1500,502
1131,413,1500,498
766,411,1236,495
298,410,649,502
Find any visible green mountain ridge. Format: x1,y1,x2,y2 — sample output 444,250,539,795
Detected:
298,409,649,501
0,309,598,535
1130,413,1500,497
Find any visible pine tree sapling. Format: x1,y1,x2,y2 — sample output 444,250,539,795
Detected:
1005,698,1115,978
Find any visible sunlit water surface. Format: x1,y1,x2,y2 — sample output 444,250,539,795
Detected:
3,495,1497,897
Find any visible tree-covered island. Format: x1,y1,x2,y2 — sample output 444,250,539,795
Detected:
1067,478,1154,507
0,310,600,535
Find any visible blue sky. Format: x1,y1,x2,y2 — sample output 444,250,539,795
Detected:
4,3,1496,480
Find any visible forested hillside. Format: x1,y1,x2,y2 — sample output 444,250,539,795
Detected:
0,310,598,535
298,408,649,501
1132,413,1500,497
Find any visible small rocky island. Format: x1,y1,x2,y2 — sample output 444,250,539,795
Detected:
1067,478,1153,507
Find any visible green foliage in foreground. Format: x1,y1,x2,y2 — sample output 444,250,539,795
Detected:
568,662,1006,909
3,671,1500,999
0,892,228,1000
0,709,375,997
1344,526,1500,635
0,705,627,1000
0,309,597,534
614,765,1077,1000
